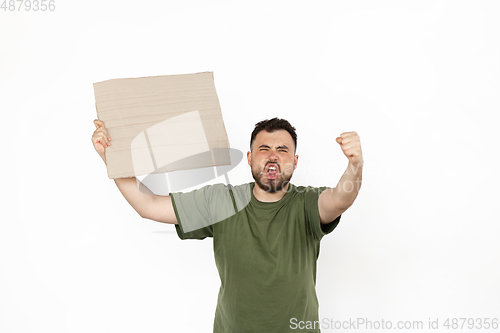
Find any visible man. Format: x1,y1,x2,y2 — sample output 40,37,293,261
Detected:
91,117,363,332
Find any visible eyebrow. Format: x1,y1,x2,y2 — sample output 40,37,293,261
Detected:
258,144,289,150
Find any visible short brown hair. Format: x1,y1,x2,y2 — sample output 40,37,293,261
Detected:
250,118,297,152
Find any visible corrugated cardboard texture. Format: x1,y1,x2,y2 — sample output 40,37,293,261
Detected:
93,71,231,179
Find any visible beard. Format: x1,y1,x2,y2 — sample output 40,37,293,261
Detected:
251,161,293,194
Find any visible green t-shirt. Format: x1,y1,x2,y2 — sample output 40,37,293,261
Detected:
171,182,341,333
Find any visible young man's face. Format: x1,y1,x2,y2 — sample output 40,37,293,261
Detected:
247,129,298,193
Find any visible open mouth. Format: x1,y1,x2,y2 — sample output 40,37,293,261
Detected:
265,163,279,180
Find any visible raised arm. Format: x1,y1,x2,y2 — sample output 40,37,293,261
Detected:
318,131,363,224
91,119,178,224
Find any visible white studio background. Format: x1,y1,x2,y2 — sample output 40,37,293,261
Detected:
2,1,499,332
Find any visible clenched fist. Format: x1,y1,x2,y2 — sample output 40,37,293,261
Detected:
91,119,112,163
336,131,363,167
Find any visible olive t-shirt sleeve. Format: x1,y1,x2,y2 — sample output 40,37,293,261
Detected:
170,184,237,240
305,186,341,241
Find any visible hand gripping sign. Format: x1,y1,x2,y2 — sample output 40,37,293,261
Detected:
93,71,250,232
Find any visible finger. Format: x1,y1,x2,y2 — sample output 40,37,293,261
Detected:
336,137,342,144
341,143,360,154
344,147,361,156
102,133,111,147
339,136,359,146
92,134,104,147
340,142,355,150
340,131,358,138
94,126,111,142
99,125,111,141
340,134,359,145
93,132,109,147
94,119,105,129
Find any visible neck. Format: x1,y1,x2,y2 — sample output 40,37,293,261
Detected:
252,182,290,203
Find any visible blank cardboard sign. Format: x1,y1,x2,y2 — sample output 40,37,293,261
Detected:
93,71,231,179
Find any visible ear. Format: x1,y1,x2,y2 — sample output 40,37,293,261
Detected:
247,151,252,167
293,154,299,170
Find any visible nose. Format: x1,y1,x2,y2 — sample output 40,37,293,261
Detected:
268,150,278,162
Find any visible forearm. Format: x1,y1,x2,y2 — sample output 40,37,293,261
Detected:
114,177,156,217
335,162,363,208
